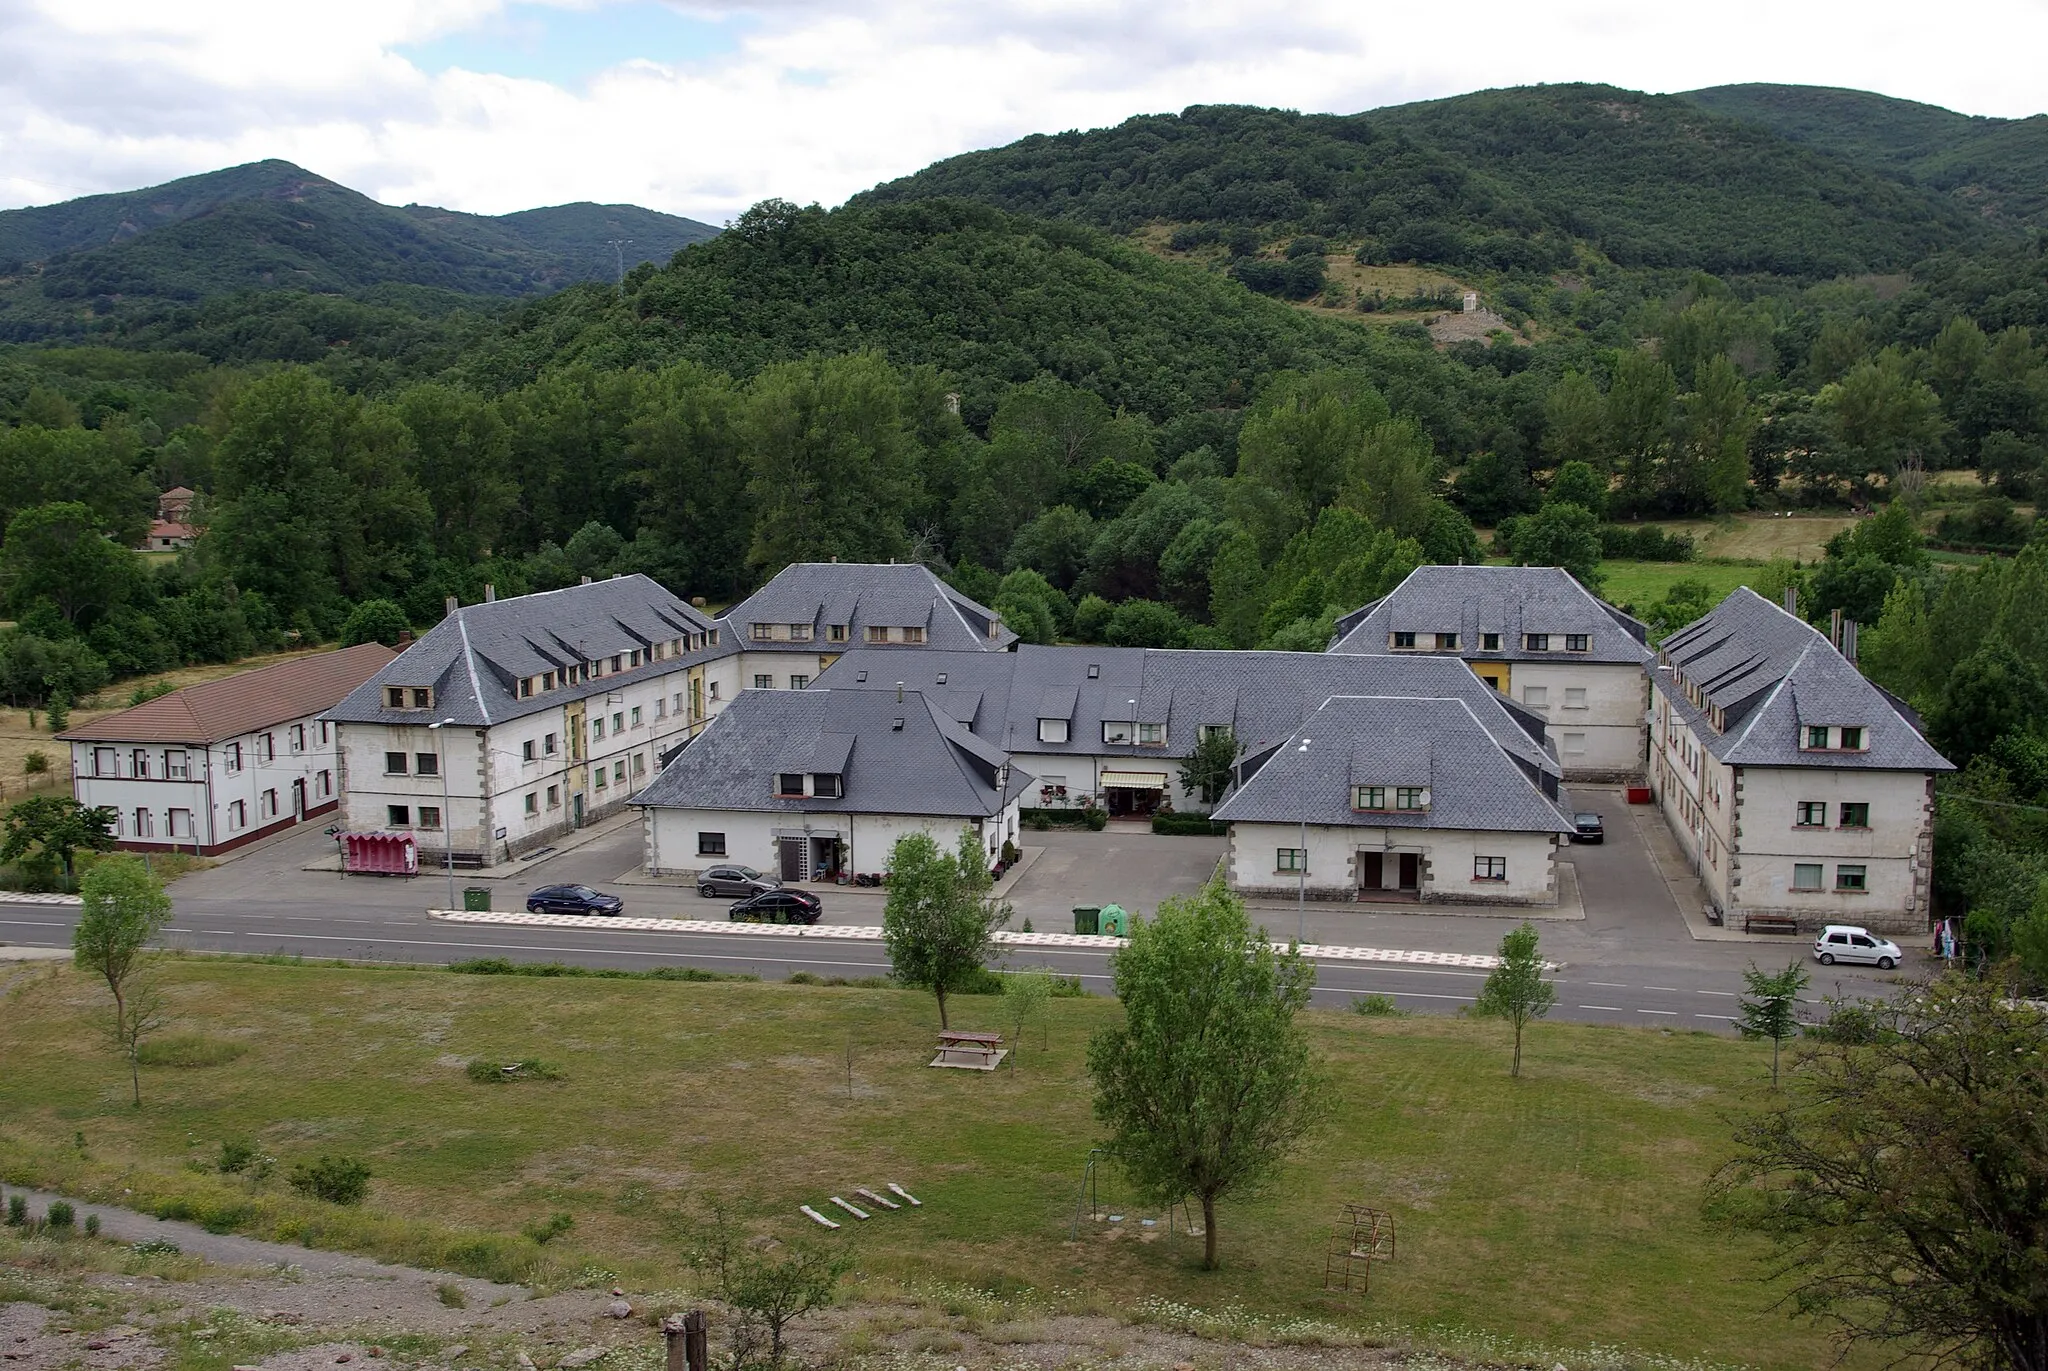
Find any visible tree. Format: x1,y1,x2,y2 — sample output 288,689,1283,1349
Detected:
73,855,173,1106
1818,350,1944,487
339,599,410,648
1002,968,1056,1055
1676,355,1754,514
741,352,915,573
1710,976,2048,1367
1419,499,1482,566
1,796,117,881
0,502,137,627
1545,460,1608,518
1472,921,1555,1077
881,828,1007,1029
687,1206,851,1370
1930,636,2048,768
1735,961,1809,1088
1606,349,1676,513
1542,370,1610,472
1644,578,1719,645
1178,726,1238,807
1086,881,1324,1269
1506,501,1603,588
1005,505,1094,590
1104,599,1191,649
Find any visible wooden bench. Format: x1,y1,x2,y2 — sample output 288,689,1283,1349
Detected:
929,1030,1007,1071
1743,913,1801,936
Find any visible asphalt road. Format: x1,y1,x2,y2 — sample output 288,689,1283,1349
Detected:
0,799,1912,1029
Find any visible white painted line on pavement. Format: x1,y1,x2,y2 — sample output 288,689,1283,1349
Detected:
0,919,70,928
1646,986,1682,992
1697,990,1737,997
0,893,82,906
1588,981,1629,988
1580,1004,1627,1012
1695,1014,1737,1022
1637,1009,1677,1016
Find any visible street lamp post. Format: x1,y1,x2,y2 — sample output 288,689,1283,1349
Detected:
428,717,457,911
1294,737,1311,945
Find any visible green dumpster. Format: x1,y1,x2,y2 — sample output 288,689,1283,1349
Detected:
462,886,492,912
1098,904,1129,937
1072,905,1101,935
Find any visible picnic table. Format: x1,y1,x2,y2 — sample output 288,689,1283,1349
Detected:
929,1030,1007,1071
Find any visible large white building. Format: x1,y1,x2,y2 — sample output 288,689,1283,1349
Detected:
1649,588,1952,934
1330,565,1653,781
323,577,727,865
1213,695,1575,905
58,644,395,855
633,686,1030,881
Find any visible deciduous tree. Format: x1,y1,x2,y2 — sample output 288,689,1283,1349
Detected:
73,855,173,1106
1472,921,1555,1076
1087,881,1324,1269
881,828,1008,1029
1736,961,1809,1088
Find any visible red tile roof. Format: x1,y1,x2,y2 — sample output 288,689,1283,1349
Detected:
58,643,398,745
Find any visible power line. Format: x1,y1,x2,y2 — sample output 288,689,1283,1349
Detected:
604,239,633,285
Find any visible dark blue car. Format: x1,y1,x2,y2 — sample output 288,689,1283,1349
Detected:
526,884,624,917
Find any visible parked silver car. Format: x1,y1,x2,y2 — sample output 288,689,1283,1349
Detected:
697,864,780,898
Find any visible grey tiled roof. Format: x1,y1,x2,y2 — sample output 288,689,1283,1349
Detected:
1654,587,1952,772
1213,696,1576,833
324,575,719,729
1331,565,1651,664
632,687,1031,817
718,563,1016,653
811,645,1558,782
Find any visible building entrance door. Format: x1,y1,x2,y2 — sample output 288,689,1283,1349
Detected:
1359,851,1383,890
1398,853,1420,890
292,779,306,819
777,837,805,882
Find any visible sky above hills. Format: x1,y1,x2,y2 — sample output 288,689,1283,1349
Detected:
5,0,2046,224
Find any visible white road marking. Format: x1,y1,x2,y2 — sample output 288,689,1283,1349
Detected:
1697,990,1737,997
1580,1004,1627,1012
1588,981,1629,988
1695,1014,1738,1022
1636,1009,1677,1016
1646,986,1683,992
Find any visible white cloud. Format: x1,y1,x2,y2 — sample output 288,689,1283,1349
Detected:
1,0,2045,221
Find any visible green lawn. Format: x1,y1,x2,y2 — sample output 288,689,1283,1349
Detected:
1599,560,1765,615
0,960,1852,1369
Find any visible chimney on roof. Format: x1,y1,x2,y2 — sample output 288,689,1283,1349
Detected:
580,574,592,585
484,583,495,603
897,681,904,703
1844,619,1859,663
396,629,413,648
1830,608,1844,651
444,594,458,617
1783,586,1797,617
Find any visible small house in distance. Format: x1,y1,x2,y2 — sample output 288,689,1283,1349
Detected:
57,643,395,855
142,487,197,550
1212,695,1575,905
632,686,1031,882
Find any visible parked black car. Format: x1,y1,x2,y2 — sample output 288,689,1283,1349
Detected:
697,864,780,898
728,889,824,925
1571,812,1605,844
526,884,625,916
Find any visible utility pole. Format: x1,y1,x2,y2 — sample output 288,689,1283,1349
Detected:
605,239,633,285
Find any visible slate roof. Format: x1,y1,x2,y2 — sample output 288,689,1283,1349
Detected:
631,687,1032,818
1330,565,1650,664
1653,587,1952,772
719,563,1015,653
323,576,719,729
1213,696,1576,833
59,644,396,745
810,645,1559,784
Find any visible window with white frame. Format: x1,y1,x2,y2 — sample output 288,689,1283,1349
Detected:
291,724,306,752
1039,718,1069,743
1523,686,1548,708
229,799,247,829
1102,721,1135,744
131,748,151,779
167,749,189,779
1564,687,1587,709
168,809,192,839
133,807,154,837
1563,732,1586,755
224,742,241,772
258,734,275,763
1474,856,1506,881
94,747,115,776
260,789,278,819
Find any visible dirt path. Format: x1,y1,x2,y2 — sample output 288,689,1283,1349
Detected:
0,1188,524,1304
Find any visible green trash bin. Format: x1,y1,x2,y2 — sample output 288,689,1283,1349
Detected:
462,886,492,912
1072,905,1101,935
1098,904,1129,937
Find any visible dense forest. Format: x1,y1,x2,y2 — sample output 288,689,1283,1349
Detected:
3,80,2048,941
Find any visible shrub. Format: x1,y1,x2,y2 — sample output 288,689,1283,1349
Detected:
449,958,752,982
83,1214,100,1237
436,1283,468,1309
522,1212,575,1245
1001,839,1020,864
1083,806,1108,831
6,1194,26,1225
1598,524,1696,561
126,679,175,707
218,1138,257,1174
46,1200,74,1231
787,971,821,985
22,750,48,775
1353,993,1404,1017
287,1155,371,1205
1019,807,1092,828
1150,813,1227,836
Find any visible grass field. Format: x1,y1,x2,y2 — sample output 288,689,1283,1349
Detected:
0,959,1854,1370
1638,515,1854,564
1599,561,1767,614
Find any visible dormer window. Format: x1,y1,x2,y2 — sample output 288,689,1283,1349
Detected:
1436,633,1459,650
386,687,405,708
789,624,812,642
1565,634,1590,652
1392,632,1417,649
775,773,805,797
1039,718,1069,743
1840,726,1865,751
1103,721,1135,745
1137,723,1164,746
827,624,847,642
865,626,888,643
1526,634,1550,651
903,626,925,644
385,686,432,709
1806,726,1830,749
812,773,843,799
1482,632,1501,651
751,624,773,642
1353,785,1387,811
1395,787,1429,811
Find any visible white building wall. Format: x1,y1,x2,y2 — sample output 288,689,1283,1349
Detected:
1225,822,1558,905
1509,661,1644,780
645,801,1022,879
71,715,342,854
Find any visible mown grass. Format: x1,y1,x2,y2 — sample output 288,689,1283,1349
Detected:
1599,560,1766,614
0,960,1850,1369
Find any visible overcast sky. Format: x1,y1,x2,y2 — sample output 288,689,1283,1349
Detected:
5,0,2046,224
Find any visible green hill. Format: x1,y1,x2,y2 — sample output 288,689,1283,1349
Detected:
1682,83,2048,228
0,160,719,341
856,83,1988,279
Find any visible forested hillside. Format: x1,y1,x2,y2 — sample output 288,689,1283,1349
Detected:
0,160,719,342
858,85,1984,279
1685,83,2048,228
